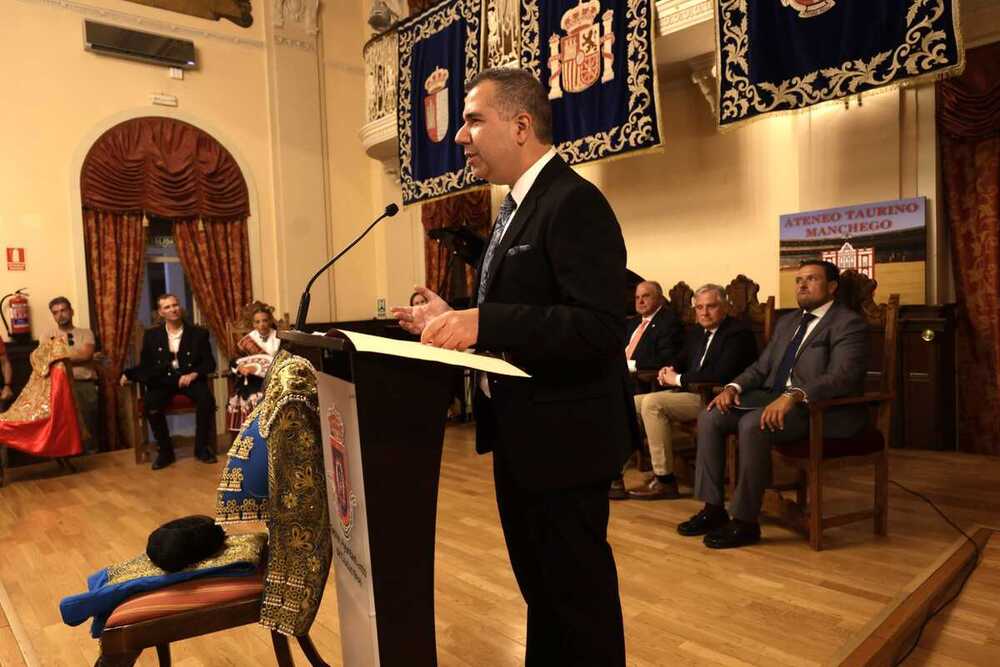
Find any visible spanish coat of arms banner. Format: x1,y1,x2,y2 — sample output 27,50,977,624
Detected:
716,0,964,129
520,0,662,165
398,0,484,205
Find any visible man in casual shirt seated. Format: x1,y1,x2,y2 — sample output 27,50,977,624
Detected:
680,261,869,548
48,297,99,451
628,285,757,500
121,294,217,469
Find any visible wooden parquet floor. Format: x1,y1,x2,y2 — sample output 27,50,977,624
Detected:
0,425,998,666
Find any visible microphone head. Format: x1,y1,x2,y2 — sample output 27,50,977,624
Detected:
385,203,400,217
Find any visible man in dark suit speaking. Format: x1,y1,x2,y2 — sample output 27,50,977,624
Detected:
680,261,868,549
121,294,217,469
393,68,634,666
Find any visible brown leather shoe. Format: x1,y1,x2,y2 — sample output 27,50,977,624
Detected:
608,476,628,500
627,477,680,500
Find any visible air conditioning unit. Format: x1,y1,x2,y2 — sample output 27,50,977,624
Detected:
84,20,197,70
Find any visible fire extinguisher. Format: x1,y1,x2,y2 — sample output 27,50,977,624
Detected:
1,288,32,343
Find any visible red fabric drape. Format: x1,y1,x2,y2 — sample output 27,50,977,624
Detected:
421,190,491,301
174,219,253,358
83,210,146,451
80,117,249,220
938,42,1000,456
0,364,83,458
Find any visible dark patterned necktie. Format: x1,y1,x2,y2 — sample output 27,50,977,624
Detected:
694,328,712,371
771,311,816,393
477,193,517,305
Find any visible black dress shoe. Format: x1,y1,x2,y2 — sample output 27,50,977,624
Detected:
608,476,628,500
196,450,218,464
152,450,176,470
703,519,761,549
677,507,730,536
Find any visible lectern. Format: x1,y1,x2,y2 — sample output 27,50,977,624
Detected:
279,330,526,667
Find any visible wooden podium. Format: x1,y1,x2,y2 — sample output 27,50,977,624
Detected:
280,330,525,666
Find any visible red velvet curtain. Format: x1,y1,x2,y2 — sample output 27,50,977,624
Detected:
81,117,252,450
81,117,249,219
82,210,146,452
421,190,492,300
173,220,253,358
938,42,1000,455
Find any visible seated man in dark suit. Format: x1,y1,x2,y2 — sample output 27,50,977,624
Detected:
625,281,684,373
628,285,757,499
121,294,217,469
680,261,868,548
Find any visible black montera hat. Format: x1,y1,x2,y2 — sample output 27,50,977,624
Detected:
146,515,226,572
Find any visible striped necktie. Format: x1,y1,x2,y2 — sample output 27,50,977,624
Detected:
477,193,517,305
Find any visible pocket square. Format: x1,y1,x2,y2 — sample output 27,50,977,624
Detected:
506,244,532,256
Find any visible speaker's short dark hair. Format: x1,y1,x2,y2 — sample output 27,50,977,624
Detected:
465,67,553,144
48,296,72,311
799,260,840,283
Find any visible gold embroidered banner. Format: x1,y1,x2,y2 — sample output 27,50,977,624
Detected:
520,0,662,165
717,0,964,129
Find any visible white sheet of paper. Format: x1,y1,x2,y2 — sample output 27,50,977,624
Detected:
328,329,530,378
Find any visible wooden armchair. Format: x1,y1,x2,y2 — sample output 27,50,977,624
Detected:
97,571,328,666
725,274,775,349
762,270,900,550
667,281,695,325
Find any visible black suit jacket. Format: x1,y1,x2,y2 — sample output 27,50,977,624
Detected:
672,316,757,389
474,155,637,491
624,307,684,371
125,323,216,389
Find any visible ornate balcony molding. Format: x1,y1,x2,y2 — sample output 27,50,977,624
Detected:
360,113,398,162
364,29,398,124
655,0,713,36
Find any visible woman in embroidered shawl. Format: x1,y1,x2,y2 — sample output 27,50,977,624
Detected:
226,304,280,431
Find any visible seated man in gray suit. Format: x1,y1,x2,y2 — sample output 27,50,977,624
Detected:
679,260,868,549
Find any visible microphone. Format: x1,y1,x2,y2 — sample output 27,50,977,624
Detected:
294,203,400,330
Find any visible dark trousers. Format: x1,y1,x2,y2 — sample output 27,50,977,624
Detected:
145,380,216,456
493,453,626,667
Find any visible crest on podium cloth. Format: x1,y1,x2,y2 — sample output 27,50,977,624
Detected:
328,405,357,539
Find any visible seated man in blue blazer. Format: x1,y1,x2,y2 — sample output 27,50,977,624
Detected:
681,261,869,548
625,281,684,373
629,284,757,500
122,294,217,469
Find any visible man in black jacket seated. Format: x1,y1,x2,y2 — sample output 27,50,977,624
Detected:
628,285,757,499
624,281,684,373
122,294,217,469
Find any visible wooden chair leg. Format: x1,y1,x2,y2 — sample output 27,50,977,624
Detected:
0,444,7,487
808,462,823,551
297,634,331,667
271,630,295,667
874,454,889,535
154,644,171,666
795,469,807,507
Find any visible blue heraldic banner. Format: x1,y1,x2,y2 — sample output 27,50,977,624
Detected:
520,0,661,165
398,0,483,205
717,0,964,129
